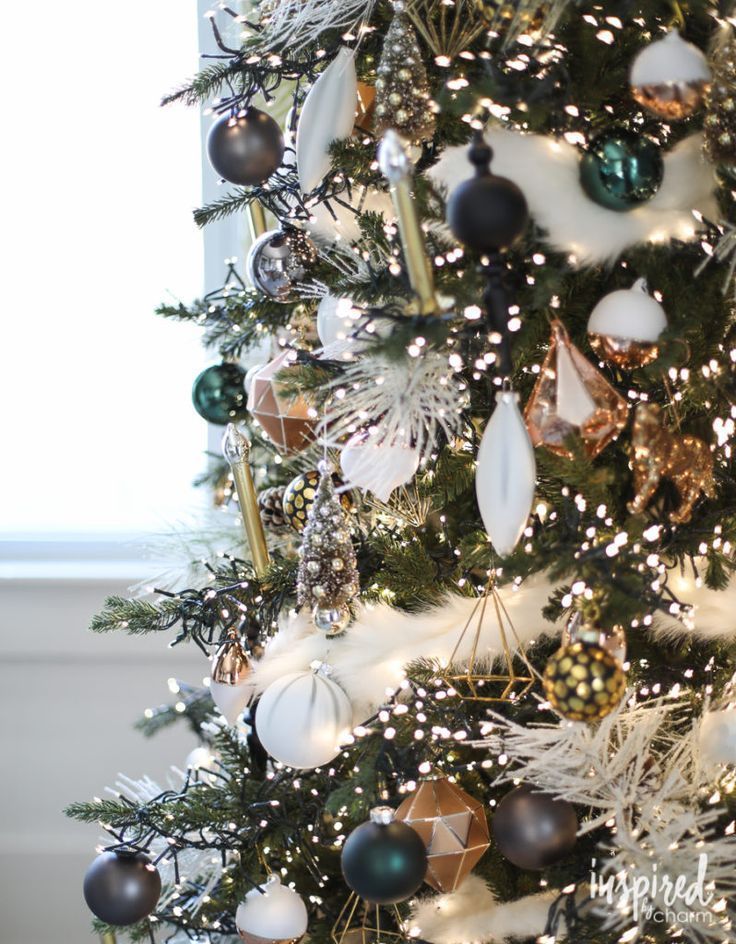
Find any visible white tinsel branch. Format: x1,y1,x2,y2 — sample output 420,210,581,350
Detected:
258,0,376,52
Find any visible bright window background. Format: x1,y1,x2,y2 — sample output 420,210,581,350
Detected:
0,0,208,535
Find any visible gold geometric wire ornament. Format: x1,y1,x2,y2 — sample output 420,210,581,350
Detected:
439,581,536,703
331,893,407,944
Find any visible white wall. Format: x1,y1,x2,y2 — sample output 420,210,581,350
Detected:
0,568,204,944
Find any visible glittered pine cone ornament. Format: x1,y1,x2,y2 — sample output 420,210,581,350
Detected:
258,485,289,532
296,461,359,635
542,641,626,722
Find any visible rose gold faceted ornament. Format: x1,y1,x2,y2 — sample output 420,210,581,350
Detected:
395,779,490,892
248,351,317,454
525,320,628,459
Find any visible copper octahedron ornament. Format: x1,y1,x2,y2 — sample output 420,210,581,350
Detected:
248,351,317,454
628,403,715,524
395,779,490,893
525,320,629,459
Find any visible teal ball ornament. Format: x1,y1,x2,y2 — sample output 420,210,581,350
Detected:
341,807,427,904
192,363,247,425
579,128,664,212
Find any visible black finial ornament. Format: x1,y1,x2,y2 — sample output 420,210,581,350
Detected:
446,132,528,378
446,131,528,253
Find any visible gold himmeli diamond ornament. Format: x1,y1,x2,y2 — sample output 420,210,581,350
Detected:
439,582,535,703
331,894,406,944
395,779,490,892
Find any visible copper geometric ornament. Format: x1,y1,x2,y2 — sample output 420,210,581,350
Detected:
248,351,317,454
439,582,535,704
395,779,490,893
524,320,629,459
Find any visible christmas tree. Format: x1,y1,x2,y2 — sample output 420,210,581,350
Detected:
69,3,736,943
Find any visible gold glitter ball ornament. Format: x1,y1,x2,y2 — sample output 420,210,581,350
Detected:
542,641,626,722
282,469,353,532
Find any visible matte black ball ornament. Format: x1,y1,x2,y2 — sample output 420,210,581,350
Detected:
492,785,578,871
192,363,247,425
579,128,664,212
246,228,318,303
207,108,285,186
341,806,428,904
446,133,528,253
83,849,161,926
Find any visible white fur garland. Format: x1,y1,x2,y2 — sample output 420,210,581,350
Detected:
249,567,736,718
429,129,717,266
408,875,564,944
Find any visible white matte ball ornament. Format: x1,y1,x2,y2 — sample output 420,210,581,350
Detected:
587,277,668,368
317,295,355,347
235,874,308,944
630,31,711,120
255,668,353,769
699,709,736,770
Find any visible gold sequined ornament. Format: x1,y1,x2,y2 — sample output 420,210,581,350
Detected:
374,1,435,149
704,25,736,164
296,461,360,635
395,778,490,893
525,320,629,459
630,30,711,121
628,402,715,524
542,641,626,722
282,469,353,532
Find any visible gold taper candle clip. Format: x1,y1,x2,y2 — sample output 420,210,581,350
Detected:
222,424,270,577
377,130,437,315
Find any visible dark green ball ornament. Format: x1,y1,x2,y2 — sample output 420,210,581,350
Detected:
192,363,247,425
341,807,427,904
579,128,664,212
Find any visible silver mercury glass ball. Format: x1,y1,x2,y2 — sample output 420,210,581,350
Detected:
314,605,351,636
246,228,318,303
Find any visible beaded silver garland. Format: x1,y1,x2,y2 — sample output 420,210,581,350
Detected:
296,460,359,636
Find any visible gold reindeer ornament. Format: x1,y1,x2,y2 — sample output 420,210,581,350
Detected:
628,403,715,524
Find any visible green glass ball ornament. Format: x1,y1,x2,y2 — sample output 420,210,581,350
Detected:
192,363,247,425
579,128,664,212
341,806,428,904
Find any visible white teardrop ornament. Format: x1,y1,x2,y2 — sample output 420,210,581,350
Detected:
296,47,358,193
475,390,536,557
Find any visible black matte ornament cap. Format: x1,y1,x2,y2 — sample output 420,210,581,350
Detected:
192,363,247,425
492,785,578,871
341,806,428,904
83,849,161,926
446,133,528,253
207,107,285,186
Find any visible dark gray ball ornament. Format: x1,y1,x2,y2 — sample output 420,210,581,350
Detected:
492,785,577,871
341,807,427,904
83,849,161,926
207,107,284,186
